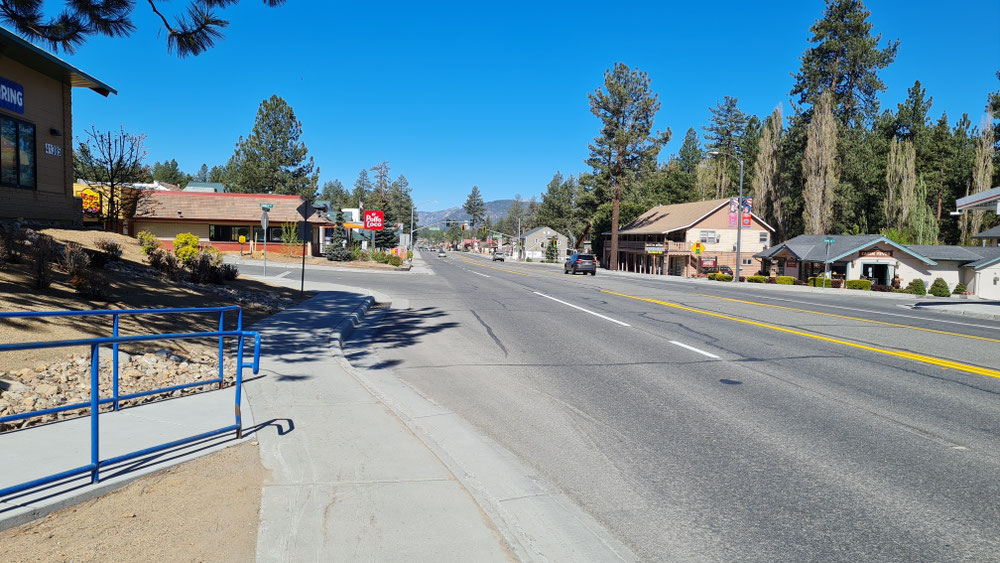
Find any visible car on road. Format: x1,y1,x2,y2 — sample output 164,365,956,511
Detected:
564,253,597,275
437,250,447,258
492,251,505,262
702,265,733,276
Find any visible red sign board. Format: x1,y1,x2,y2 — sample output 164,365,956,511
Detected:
363,210,384,230
859,248,892,258
700,257,717,268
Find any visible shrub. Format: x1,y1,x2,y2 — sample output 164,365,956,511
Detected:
388,255,403,267
808,277,832,288
766,276,777,284
525,257,533,262
905,278,927,296
94,238,123,261
928,278,950,297
952,282,967,295
219,263,239,281
29,234,58,289
407,250,413,260
189,252,224,284
832,279,843,289
845,279,872,291
281,222,301,256
0,223,28,263
715,274,733,282
60,242,90,276
746,275,766,283
706,273,717,280
148,248,183,281
871,284,891,292
136,231,160,255
173,233,201,265
350,245,363,261
776,276,795,285
70,270,109,300
325,243,351,261
200,246,223,266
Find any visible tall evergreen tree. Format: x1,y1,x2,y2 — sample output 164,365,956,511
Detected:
352,169,372,209
790,0,899,128
926,113,955,237
678,128,703,175
193,163,209,182
463,186,487,227
151,159,189,187
802,92,839,234
227,95,319,200
586,62,670,270
703,96,748,197
752,106,784,238
320,179,349,210
369,161,393,210
208,165,227,184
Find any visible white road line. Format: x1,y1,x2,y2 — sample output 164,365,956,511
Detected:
275,271,290,279
471,271,491,278
669,340,720,359
532,292,630,327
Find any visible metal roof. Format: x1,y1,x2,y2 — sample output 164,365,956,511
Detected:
972,225,1000,239
756,235,935,265
0,26,116,96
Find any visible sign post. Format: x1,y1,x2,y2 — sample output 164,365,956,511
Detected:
260,203,273,277
823,237,836,284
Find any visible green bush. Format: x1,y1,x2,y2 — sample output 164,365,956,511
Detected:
845,279,872,290
714,274,733,282
525,257,533,262
350,246,362,261
95,238,123,261
905,278,927,296
173,233,201,265
776,276,795,285
388,255,403,267
928,278,950,297
137,230,160,254
953,282,967,295
746,275,767,283
808,277,833,288
706,273,717,280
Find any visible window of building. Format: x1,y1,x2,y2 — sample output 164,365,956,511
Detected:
742,258,753,266
0,116,35,189
759,232,768,243
209,225,251,242
252,226,283,243
700,231,717,243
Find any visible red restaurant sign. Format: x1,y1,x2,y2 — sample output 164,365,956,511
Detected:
363,210,384,230
859,248,892,258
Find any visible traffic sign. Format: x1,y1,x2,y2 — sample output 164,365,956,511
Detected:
824,237,836,244
260,211,269,230
691,242,705,255
260,203,274,211
363,210,384,230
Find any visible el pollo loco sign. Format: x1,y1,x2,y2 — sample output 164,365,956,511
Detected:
363,210,384,230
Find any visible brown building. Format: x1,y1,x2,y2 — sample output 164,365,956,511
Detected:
0,27,115,225
604,198,775,276
134,191,332,256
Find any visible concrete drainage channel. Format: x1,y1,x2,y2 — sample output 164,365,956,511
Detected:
328,298,638,562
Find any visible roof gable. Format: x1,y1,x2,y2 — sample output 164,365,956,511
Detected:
136,191,330,224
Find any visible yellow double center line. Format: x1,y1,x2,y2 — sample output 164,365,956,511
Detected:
602,289,1000,380
696,294,1000,344
462,259,533,277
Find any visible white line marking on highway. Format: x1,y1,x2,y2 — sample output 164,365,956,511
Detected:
471,271,491,278
669,341,720,359
532,292,630,327
275,271,290,279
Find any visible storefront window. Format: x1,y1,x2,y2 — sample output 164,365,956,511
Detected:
0,116,35,188
252,226,283,243
209,225,251,242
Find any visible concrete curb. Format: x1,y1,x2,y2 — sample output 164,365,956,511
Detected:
909,305,1000,321
328,295,377,350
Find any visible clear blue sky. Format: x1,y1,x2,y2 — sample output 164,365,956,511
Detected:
51,0,1000,211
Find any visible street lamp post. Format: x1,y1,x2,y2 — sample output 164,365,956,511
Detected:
410,199,437,259
706,151,745,282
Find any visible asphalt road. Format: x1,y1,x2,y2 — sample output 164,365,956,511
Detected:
245,253,1000,561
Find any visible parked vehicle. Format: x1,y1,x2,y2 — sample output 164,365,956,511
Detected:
437,250,447,258
492,251,505,262
702,265,733,276
564,253,597,275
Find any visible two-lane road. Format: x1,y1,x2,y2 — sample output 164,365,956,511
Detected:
257,253,1000,561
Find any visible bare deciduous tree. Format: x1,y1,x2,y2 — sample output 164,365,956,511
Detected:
75,126,148,233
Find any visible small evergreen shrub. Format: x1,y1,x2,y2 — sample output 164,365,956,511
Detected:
746,275,766,283
808,277,833,288
388,255,403,267
715,274,733,282
845,279,872,291
219,263,239,281
776,276,795,285
173,233,201,265
94,238,123,261
189,252,223,284
137,230,160,254
71,270,109,300
148,248,183,281
707,273,717,280
928,278,950,297
905,278,927,296
952,282,967,295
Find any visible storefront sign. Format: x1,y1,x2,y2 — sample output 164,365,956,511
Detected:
645,243,664,254
363,210,384,230
45,143,62,156
700,257,717,268
859,248,892,258
80,188,101,215
0,77,24,114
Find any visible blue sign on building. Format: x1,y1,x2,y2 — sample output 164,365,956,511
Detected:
0,77,25,114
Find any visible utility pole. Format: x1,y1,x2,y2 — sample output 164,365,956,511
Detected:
707,150,745,282
517,216,522,261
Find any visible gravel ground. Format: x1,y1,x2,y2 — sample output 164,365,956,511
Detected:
0,441,267,562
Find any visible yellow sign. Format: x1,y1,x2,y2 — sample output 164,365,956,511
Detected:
238,235,247,244
691,242,705,255
80,188,101,214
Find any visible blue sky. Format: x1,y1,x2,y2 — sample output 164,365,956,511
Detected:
49,0,1000,211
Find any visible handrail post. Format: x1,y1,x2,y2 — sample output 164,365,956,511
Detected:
235,333,245,439
90,344,100,484
217,309,225,389
112,314,120,411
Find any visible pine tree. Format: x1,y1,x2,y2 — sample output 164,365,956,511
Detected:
369,162,393,210
802,92,838,234
389,174,415,233
320,179,349,210
752,106,783,238
194,163,209,182
351,169,373,209
790,0,899,128
151,159,189,187
703,96,749,197
325,210,352,261
884,137,916,232
208,165,227,184
926,113,956,237
678,128,703,175
586,62,670,270
463,186,487,227
227,95,319,200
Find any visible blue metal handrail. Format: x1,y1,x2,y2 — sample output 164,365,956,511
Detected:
0,306,261,499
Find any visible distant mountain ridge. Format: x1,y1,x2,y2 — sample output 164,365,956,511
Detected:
418,199,515,226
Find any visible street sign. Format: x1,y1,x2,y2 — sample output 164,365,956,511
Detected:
260,211,269,230
260,203,274,211
824,237,836,244
691,242,705,255
363,210,384,230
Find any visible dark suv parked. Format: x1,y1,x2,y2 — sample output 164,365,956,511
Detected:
564,253,597,275
702,265,733,276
